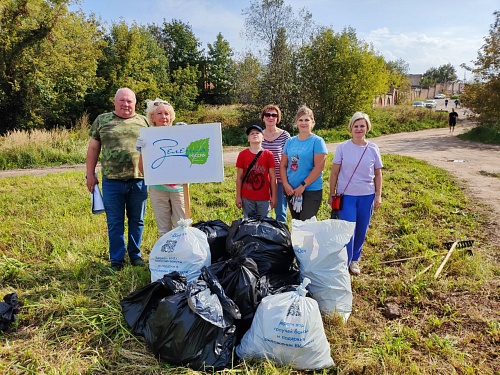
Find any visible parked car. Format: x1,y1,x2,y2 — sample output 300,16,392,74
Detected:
412,101,425,108
425,100,437,108
434,93,446,99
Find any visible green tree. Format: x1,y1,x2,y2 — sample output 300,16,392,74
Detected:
461,11,500,127
242,0,314,125
258,27,300,129
205,33,236,104
150,19,203,73
169,64,201,111
421,63,457,88
86,21,171,118
233,52,262,104
242,0,314,52
386,58,412,103
0,0,102,132
148,19,202,104
298,27,390,128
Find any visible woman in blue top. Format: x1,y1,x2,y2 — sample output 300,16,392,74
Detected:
280,106,328,220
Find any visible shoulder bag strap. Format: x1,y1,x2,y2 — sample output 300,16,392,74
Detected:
342,143,369,194
242,150,263,183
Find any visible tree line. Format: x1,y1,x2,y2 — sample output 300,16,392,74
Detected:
2,0,496,135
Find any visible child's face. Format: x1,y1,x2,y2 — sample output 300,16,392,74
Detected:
247,129,263,142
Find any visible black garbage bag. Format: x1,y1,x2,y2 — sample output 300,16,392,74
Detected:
259,264,302,297
144,267,241,371
120,272,186,337
0,293,20,332
207,257,263,342
226,217,294,275
193,219,230,263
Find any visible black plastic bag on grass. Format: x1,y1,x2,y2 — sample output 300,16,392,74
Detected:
207,257,263,343
193,219,230,263
144,267,240,371
207,257,261,320
259,264,302,297
0,293,20,332
120,272,186,337
226,217,294,275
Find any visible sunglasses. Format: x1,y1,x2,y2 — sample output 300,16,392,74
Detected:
264,113,278,118
153,101,171,107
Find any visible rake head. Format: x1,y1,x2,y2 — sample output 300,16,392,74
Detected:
443,240,474,255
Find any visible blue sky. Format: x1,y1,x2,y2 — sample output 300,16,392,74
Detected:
70,0,498,78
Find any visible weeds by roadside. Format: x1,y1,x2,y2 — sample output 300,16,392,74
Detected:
0,154,498,374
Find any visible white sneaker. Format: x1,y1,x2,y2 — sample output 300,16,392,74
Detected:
349,261,361,275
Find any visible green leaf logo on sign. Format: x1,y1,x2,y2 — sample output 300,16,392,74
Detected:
186,138,209,165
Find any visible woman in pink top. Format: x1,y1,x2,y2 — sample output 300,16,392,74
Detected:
328,112,383,275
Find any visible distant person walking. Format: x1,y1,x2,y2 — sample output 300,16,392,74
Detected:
454,99,459,108
449,108,459,134
445,99,449,108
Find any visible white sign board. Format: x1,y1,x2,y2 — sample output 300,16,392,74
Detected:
140,123,224,185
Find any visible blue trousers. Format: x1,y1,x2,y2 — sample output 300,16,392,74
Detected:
274,182,287,223
102,178,148,266
338,194,375,264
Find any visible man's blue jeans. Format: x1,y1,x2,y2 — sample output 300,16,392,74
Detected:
102,178,148,266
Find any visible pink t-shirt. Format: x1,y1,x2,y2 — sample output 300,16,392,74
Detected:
333,140,383,196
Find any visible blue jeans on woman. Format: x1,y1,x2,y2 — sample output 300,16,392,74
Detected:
338,194,375,265
102,178,148,266
274,182,287,223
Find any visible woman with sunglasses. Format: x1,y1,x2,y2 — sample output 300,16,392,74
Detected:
137,98,186,237
260,104,290,223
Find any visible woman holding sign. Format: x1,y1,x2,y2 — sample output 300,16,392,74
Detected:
137,98,186,236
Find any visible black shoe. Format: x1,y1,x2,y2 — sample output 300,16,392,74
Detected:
130,257,145,267
110,263,124,272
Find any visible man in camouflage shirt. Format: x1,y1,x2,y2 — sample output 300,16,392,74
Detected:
86,87,149,271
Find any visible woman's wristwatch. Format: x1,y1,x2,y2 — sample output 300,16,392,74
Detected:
300,180,306,187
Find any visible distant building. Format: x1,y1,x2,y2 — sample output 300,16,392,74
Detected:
409,74,423,90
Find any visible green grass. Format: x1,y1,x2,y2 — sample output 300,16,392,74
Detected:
1,154,499,374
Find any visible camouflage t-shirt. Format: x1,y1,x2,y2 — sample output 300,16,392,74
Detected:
89,112,149,179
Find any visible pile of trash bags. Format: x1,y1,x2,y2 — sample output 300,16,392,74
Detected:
120,216,355,371
0,292,20,333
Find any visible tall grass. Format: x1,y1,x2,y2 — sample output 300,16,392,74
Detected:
1,154,498,374
0,113,91,170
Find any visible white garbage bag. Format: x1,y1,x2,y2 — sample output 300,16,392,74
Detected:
236,278,334,370
149,218,211,283
291,217,355,321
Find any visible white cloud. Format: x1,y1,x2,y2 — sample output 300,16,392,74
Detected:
362,27,483,75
